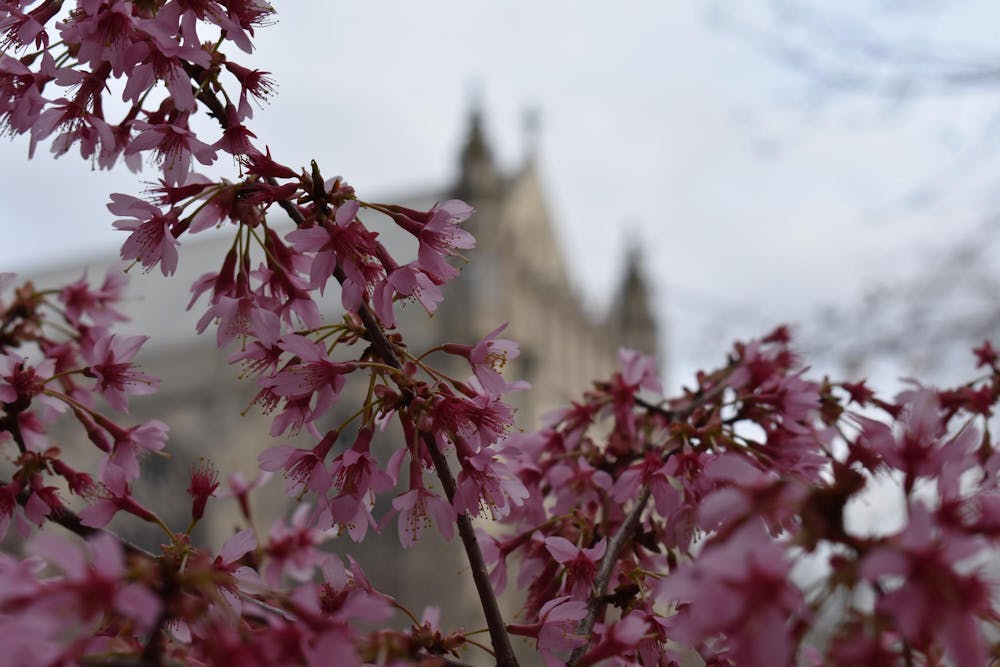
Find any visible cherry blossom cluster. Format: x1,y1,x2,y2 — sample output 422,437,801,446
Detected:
0,265,511,664
5,2,1000,667
485,328,1000,666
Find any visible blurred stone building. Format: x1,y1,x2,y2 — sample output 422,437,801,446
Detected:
29,108,660,638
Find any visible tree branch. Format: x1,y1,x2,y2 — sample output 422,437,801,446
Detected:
567,486,650,666
422,432,520,667
11,483,157,559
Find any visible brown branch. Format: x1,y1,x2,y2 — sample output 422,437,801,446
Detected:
567,486,650,666
422,432,520,667
11,483,157,559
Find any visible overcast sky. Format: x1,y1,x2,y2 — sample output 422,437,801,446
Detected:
3,1,999,388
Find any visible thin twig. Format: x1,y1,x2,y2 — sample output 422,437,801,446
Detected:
567,486,650,666
423,432,521,667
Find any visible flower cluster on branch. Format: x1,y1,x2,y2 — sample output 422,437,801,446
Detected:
2,2,1000,667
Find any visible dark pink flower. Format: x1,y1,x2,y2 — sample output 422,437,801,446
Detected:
224,61,277,120
187,458,220,520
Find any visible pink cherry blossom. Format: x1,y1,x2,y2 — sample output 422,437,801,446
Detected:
109,194,182,275
57,268,128,327
79,463,156,528
544,536,607,600
126,117,217,186
860,503,995,667
82,333,159,412
384,199,476,282
656,521,802,667
257,429,338,497
391,468,455,548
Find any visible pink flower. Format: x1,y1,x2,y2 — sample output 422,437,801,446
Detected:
218,469,272,524
429,384,518,448
29,96,114,162
187,459,220,520
125,117,217,186
391,465,455,548
544,536,607,600
109,194,181,276
655,521,802,667
57,268,128,327
444,323,525,397
58,0,138,77
79,464,156,528
263,334,356,417
475,528,509,593
454,444,529,520
576,613,649,667
325,429,393,541
101,418,169,481
195,271,276,348
262,505,335,587
0,0,60,51
856,388,979,493
82,334,159,412
384,199,476,282
211,528,262,615
860,503,994,667
373,261,443,328
618,348,663,394
257,429,338,497
508,595,587,653
285,200,383,304
28,531,161,629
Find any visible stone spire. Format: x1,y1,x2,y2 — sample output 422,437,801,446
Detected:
455,105,500,199
610,244,659,359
